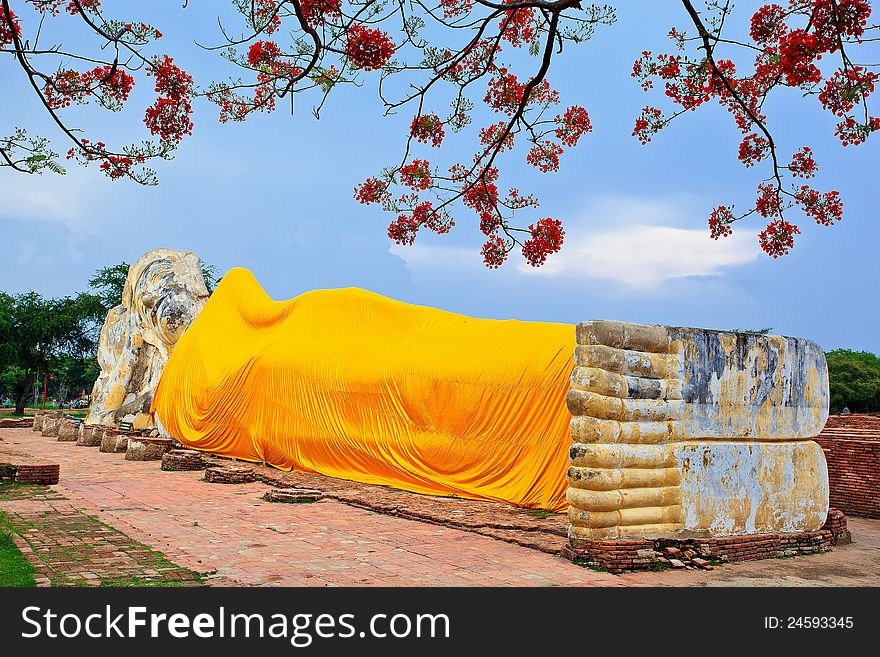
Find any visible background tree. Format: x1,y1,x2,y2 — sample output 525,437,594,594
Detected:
0,291,100,415
1,1,876,267
826,349,880,413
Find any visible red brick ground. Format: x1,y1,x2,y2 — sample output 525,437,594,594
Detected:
0,428,622,587
3,427,878,587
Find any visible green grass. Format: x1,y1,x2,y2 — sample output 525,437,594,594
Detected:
527,509,555,519
0,519,37,587
0,482,203,587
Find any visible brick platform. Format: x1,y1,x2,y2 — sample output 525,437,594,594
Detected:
0,417,32,429
161,449,206,471
14,464,60,485
562,510,851,573
205,465,257,484
815,414,880,519
264,487,325,503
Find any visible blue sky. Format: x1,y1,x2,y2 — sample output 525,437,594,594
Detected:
1,1,878,352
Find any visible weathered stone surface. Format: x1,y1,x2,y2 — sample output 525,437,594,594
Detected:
41,417,59,437
567,321,830,541
85,249,209,431
77,425,104,447
99,430,131,454
125,437,173,461
57,420,79,442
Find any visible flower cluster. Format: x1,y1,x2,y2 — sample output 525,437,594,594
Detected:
144,55,193,145
738,133,770,167
346,25,395,71
484,69,558,115
709,205,735,239
498,2,539,48
835,115,880,146
479,122,515,152
819,67,878,116
749,3,787,44
248,40,281,68
759,219,801,258
554,106,592,147
632,106,664,144
521,218,564,267
788,146,817,178
299,0,341,27
440,0,472,19
399,160,432,190
354,177,391,205
796,186,843,226
481,235,509,268
1,8,21,47
44,66,135,111
410,114,445,147
755,182,783,218
526,142,563,173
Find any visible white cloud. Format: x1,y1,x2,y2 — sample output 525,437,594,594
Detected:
519,224,760,287
0,168,98,229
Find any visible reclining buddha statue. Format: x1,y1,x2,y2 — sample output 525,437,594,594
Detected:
92,249,830,539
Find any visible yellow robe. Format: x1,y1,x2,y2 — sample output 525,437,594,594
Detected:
152,268,575,511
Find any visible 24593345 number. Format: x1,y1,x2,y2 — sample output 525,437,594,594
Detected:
764,617,854,629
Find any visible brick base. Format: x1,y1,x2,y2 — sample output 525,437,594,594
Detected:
161,450,207,471
205,465,256,484
562,510,850,574
13,464,60,485
0,418,33,429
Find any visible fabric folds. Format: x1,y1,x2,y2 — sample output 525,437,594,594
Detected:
152,268,575,511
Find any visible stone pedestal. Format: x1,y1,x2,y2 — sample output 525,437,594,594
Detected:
125,437,173,461
57,420,79,442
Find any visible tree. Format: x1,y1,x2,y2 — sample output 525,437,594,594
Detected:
0,291,99,415
826,349,880,413
1,1,877,266
87,259,218,321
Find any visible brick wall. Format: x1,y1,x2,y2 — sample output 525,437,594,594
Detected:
814,414,880,519
562,510,850,574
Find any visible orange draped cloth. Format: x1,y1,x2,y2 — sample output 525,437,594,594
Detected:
151,268,575,511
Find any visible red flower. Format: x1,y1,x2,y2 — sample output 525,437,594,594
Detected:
709,206,735,239
410,114,445,148
526,142,563,173
144,55,194,145
0,8,21,47
346,25,395,71
521,218,564,266
248,41,281,68
554,106,592,147
758,219,801,258
789,147,817,178
481,236,509,268
354,177,390,205
399,160,432,191
749,4,787,44
795,186,843,226
738,133,770,167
